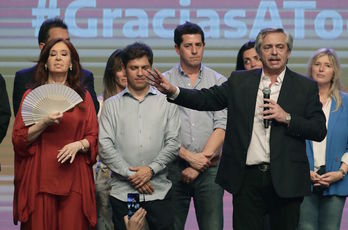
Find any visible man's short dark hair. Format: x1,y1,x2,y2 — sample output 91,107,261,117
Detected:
174,21,205,47
38,17,68,45
122,42,153,67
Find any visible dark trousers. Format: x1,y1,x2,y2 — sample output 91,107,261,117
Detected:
233,165,303,230
109,193,173,230
168,162,224,230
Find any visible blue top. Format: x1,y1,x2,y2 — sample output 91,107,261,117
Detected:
306,92,348,196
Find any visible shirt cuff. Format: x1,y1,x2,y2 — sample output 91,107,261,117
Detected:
168,87,180,100
148,162,162,175
341,153,348,165
126,169,136,177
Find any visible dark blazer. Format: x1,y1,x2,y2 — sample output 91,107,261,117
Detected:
12,65,99,116
0,74,11,143
173,68,327,198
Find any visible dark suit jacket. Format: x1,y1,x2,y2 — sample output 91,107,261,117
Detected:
173,68,327,198
0,74,11,143
12,65,99,116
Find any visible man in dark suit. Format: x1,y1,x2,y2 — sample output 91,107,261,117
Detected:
0,73,11,144
13,17,99,116
146,28,327,230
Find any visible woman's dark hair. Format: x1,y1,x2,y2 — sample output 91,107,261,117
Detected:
236,40,256,70
103,49,124,100
33,38,85,99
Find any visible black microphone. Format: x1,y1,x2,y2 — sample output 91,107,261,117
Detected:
262,87,271,128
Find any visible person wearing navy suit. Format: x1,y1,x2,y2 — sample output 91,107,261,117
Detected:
298,48,348,230
0,73,11,144
146,28,327,230
12,17,99,116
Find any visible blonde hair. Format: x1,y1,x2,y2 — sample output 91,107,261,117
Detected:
307,48,342,111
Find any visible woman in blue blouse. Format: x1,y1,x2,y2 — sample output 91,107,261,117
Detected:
298,48,348,230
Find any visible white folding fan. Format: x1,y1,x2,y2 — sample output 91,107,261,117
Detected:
21,84,83,126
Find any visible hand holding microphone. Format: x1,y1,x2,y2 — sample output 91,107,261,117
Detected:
262,87,290,127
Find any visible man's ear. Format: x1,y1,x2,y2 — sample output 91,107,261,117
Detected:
175,44,180,55
39,42,45,50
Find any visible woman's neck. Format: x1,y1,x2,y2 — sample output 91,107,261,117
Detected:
318,84,330,106
318,84,330,98
47,73,67,85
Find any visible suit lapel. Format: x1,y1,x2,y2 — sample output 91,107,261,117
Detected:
277,68,293,108
270,68,293,158
246,70,262,131
326,98,339,155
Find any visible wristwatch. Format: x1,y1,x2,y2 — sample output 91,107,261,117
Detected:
285,113,291,126
339,168,346,177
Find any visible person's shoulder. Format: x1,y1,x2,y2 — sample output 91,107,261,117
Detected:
202,65,226,80
0,74,5,90
229,68,261,81
340,91,348,103
163,65,177,74
15,65,36,77
84,89,92,98
22,88,33,98
163,65,179,79
286,68,309,81
103,90,124,105
200,65,227,86
337,92,348,115
147,87,173,105
0,73,4,83
285,68,318,86
81,68,94,78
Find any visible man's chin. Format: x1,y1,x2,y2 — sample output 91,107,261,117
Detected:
188,62,201,68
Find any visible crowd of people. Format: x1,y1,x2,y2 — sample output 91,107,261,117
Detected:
0,16,347,230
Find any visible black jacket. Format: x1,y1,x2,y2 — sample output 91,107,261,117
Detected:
172,68,326,198
0,74,11,143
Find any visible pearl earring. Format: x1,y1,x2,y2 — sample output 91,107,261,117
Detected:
44,64,47,70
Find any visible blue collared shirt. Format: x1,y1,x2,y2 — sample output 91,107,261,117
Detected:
164,64,227,153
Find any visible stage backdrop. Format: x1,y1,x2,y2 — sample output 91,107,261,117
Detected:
1,0,348,94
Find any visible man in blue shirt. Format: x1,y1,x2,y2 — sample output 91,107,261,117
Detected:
164,22,227,230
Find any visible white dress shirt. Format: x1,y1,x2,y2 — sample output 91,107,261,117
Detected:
246,69,286,165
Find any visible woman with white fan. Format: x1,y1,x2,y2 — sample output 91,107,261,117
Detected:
12,38,98,229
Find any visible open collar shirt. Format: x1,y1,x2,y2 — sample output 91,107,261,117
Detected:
163,64,227,153
98,86,180,202
246,68,286,165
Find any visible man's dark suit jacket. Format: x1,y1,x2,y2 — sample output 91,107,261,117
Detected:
172,68,327,198
0,74,11,143
12,65,99,116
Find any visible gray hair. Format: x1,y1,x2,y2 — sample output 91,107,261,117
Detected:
255,28,293,55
